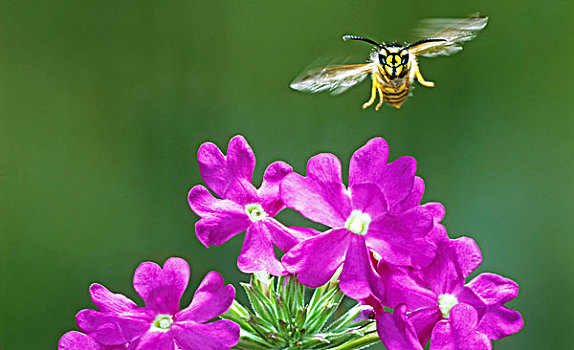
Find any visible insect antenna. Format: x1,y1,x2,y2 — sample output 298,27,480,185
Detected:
342,35,382,48
405,38,447,49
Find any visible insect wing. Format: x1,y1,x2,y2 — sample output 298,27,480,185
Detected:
408,16,488,57
290,63,374,95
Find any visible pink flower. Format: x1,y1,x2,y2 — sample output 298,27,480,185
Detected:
188,136,312,276
59,257,239,350
281,138,437,300
378,237,523,349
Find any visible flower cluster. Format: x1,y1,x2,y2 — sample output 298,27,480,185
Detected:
59,257,239,350
187,135,523,349
60,134,523,350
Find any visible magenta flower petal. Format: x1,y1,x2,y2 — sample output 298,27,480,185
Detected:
422,239,466,295
177,271,235,324
133,257,190,315
408,307,443,345
453,237,482,277
283,228,350,288
349,183,388,219
349,138,416,205
391,176,425,214
281,154,352,227
171,320,240,350
194,203,251,247
430,304,492,350
467,273,524,339
257,161,293,216
226,135,256,183
89,283,138,314
368,208,435,267
197,136,258,204
376,305,424,350
378,264,437,310
237,223,287,276
58,331,125,350
349,137,389,187
76,310,149,345
188,185,221,217
128,331,174,350
339,234,384,300
422,202,446,223
266,219,313,252
378,156,418,205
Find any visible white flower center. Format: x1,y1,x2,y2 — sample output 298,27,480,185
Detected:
245,203,268,222
438,294,459,318
150,314,174,332
345,210,371,235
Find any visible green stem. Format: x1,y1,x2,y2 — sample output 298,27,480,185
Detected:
328,331,381,350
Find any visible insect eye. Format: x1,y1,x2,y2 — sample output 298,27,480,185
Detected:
378,54,387,65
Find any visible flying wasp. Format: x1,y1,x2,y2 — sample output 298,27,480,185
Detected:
290,16,488,110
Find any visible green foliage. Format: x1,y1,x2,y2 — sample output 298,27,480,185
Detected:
221,273,379,350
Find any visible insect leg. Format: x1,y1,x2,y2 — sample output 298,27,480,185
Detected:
362,76,378,109
375,86,384,110
414,65,435,87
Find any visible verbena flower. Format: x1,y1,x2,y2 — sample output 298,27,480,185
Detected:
59,257,239,350
281,138,437,300
377,237,524,349
377,304,492,350
188,136,312,276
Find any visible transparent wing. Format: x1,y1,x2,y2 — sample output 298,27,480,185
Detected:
290,63,374,95
408,16,488,57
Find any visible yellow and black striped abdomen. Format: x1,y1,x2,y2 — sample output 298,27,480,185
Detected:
381,81,410,108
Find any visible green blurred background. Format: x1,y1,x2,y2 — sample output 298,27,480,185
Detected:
2,0,573,348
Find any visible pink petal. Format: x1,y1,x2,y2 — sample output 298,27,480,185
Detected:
349,138,390,187
237,222,287,276
422,239,466,295
59,331,119,350
266,219,314,252
176,272,235,324
423,202,445,222
378,263,437,310
391,176,425,214
133,258,190,315
339,235,385,300
226,135,255,183
453,237,482,278
476,306,524,340
127,331,175,350
350,183,388,220
467,273,523,339
350,138,416,206
194,202,251,247
368,208,435,267
171,320,240,349
197,137,258,204
408,307,443,345
281,154,351,228
89,283,138,314
376,305,424,350
282,228,350,288
76,310,149,345
188,185,221,217
430,304,492,350
257,161,293,216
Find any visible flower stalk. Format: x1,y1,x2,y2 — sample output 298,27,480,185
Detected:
222,273,379,350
